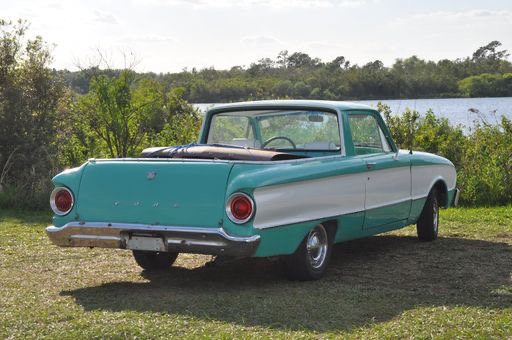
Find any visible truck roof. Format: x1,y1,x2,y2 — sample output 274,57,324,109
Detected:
207,100,375,113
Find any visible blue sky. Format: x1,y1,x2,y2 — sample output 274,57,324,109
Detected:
2,0,511,72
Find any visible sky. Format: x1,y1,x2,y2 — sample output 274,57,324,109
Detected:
2,0,512,73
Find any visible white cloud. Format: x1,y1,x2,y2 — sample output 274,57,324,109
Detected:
120,34,179,43
136,0,372,9
43,3,64,9
306,40,343,50
410,9,512,21
91,9,119,24
240,35,281,45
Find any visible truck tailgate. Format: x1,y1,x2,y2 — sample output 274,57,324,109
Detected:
76,160,233,227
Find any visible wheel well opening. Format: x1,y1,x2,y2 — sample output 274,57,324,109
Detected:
434,180,448,208
293,220,338,254
322,219,338,241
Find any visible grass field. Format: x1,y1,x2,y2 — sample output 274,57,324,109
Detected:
0,207,511,338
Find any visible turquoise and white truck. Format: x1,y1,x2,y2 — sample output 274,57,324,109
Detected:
47,100,459,280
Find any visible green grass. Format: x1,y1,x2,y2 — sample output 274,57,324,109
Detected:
1,207,511,338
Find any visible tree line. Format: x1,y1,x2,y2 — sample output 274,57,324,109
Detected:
0,19,511,209
60,42,512,102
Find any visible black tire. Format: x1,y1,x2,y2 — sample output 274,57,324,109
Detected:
417,187,439,241
132,250,178,270
284,224,333,281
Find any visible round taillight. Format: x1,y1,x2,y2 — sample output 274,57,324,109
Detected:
50,187,74,216
226,193,255,224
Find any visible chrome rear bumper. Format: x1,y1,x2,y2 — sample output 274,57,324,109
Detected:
46,222,260,257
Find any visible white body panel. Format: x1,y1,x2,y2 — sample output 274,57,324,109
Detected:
252,163,456,230
253,173,365,229
365,166,411,210
412,164,456,200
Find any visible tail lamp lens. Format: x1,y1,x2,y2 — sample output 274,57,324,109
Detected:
50,187,74,215
226,193,255,224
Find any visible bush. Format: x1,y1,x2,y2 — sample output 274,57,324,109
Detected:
0,20,64,210
378,103,511,206
458,116,512,205
458,73,512,97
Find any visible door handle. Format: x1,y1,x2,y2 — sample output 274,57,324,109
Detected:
366,162,377,169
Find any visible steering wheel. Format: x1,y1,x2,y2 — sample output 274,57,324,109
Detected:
261,136,297,149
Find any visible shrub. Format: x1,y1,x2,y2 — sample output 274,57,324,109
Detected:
378,102,511,206
458,73,512,97
0,20,64,209
458,116,512,205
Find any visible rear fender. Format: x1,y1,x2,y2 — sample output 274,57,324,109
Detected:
51,162,88,226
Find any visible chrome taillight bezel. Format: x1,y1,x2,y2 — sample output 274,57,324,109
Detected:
50,187,74,216
226,192,255,224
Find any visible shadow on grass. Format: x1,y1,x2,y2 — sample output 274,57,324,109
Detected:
62,236,512,332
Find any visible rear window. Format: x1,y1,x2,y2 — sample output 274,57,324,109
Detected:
207,110,341,151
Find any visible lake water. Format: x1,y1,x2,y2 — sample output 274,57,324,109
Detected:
194,97,512,129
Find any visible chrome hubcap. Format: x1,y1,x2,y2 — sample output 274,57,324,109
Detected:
306,225,328,269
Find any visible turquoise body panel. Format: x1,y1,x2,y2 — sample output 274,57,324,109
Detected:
254,220,322,257
52,163,88,227
53,159,234,228
226,156,367,194
50,100,458,258
409,197,428,223
410,151,454,167
364,203,411,230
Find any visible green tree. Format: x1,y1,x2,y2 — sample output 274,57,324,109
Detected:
379,102,420,151
60,41,512,102
287,52,320,69
66,74,201,163
0,19,64,208
472,41,509,62
73,71,165,158
415,110,466,167
458,73,512,97
149,88,202,147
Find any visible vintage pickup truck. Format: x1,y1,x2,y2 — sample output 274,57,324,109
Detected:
47,100,459,280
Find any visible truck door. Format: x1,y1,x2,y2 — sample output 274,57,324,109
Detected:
347,112,412,229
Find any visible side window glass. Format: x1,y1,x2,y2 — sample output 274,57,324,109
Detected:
349,114,390,155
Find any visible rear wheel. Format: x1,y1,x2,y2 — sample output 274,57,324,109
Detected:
417,188,439,241
284,223,333,281
132,250,178,270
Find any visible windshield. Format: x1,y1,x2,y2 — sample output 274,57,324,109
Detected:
206,110,341,151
